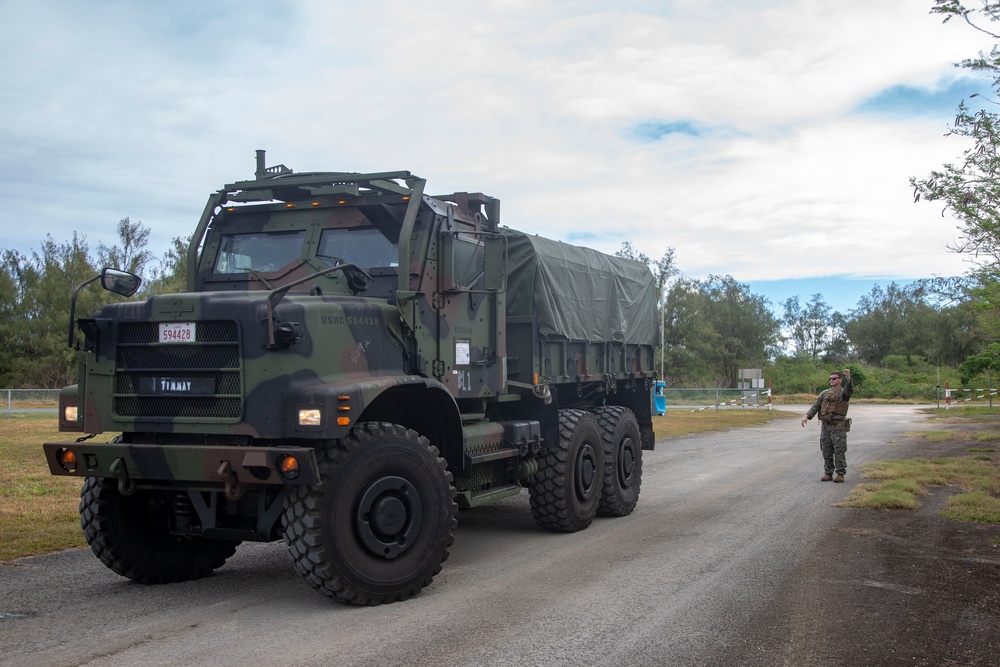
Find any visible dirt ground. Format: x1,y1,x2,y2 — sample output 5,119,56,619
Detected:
719,417,1000,666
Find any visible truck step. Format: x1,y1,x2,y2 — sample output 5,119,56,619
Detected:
456,484,522,509
464,446,519,468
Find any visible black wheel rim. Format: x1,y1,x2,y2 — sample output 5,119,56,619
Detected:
575,441,599,501
618,436,637,489
355,475,422,559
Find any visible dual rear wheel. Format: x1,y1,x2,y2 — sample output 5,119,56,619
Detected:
593,406,643,517
528,406,643,532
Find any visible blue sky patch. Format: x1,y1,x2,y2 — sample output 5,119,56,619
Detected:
855,77,992,118
633,120,703,141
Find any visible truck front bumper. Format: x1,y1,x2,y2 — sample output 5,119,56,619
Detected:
43,441,321,500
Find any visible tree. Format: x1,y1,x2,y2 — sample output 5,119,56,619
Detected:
959,341,1000,384
660,278,719,385
843,281,971,365
142,235,192,296
698,275,781,386
615,242,678,305
657,275,781,386
920,294,979,365
825,311,854,363
912,2,1000,346
847,283,916,364
97,217,153,277
0,250,41,386
912,2,1000,263
616,242,679,378
782,293,832,360
5,233,101,387
0,220,160,387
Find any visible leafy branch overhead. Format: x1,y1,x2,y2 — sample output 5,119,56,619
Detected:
914,1,1000,268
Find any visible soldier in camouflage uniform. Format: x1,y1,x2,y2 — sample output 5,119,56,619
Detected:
800,369,853,483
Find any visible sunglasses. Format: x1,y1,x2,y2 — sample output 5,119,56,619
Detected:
829,377,840,381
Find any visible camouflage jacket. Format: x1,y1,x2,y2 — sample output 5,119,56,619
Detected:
806,376,854,425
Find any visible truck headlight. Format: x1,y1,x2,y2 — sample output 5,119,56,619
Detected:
298,409,321,426
64,406,78,423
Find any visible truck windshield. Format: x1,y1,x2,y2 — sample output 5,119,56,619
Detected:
214,231,307,274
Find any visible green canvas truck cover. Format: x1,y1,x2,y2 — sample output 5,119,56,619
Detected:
502,228,657,344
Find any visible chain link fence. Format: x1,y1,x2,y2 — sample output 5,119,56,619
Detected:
3,389,60,418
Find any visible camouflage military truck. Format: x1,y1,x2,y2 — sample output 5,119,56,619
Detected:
43,151,658,605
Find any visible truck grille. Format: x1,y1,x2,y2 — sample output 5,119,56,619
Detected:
114,321,243,420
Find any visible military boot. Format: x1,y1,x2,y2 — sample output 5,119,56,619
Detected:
821,473,833,482
834,473,844,483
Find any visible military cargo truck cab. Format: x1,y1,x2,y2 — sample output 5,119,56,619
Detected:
43,151,658,605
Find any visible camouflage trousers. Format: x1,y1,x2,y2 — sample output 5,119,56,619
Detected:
820,422,848,475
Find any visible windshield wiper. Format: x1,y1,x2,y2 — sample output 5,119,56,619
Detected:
316,254,371,293
236,265,273,290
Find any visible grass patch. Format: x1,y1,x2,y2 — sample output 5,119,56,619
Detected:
923,406,1000,423
968,446,997,452
838,455,1000,523
902,430,956,441
972,432,1000,442
652,409,798,439
838,480,925,510
942,491,1000,523
0,415,87,562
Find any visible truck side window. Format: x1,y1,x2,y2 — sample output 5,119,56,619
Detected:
214,230,307,274
318,227,399,270
450,235,485,289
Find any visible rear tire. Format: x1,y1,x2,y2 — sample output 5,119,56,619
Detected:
80,477,239,584
282,422,457,605
592,406,642,517
528,409,604,533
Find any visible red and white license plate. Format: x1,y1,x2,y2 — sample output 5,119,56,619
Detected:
158,322,196,344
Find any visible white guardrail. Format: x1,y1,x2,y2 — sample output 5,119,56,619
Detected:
657,387,772,412
690,390,772,412
3,389,60,418
944,386,998,409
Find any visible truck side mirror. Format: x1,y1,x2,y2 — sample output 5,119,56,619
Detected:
101,268,142,297
68,268,142,347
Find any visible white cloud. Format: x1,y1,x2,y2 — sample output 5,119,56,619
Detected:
0,0,993,292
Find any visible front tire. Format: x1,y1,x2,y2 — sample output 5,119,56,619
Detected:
528,409,604,533
282,422,457,605
80,478,239,584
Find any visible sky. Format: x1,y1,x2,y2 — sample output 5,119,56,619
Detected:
1,0,996,316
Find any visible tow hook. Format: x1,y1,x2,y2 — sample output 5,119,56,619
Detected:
216,461,246,501
109,458,137,496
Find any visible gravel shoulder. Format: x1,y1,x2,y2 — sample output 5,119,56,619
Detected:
714,411,1000,667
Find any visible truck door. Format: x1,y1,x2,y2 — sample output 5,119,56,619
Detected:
438,231,505,400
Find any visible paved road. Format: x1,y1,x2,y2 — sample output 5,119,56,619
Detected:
0,406,955,666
